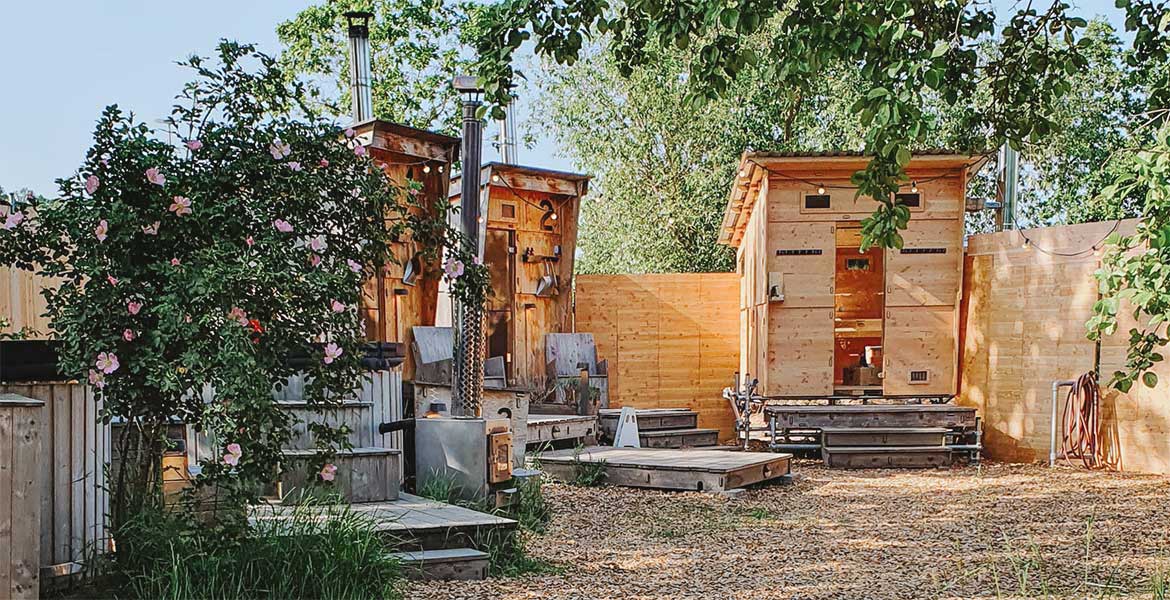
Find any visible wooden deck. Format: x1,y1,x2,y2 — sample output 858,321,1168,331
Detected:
764,404,977,429
251,493,516,550
539,446,791,492
526,413,598,447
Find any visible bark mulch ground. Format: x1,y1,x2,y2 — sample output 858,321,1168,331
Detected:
404,461,1170,600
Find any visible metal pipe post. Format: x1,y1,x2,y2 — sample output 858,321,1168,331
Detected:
452,79,485,417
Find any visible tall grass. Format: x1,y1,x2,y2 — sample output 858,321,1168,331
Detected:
110,500,402,600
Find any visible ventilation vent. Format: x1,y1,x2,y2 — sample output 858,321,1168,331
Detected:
804,194,831,209
900,247,947,255
776,249,823,256
909,370,930,384
846,258,870,271
895,192,922,207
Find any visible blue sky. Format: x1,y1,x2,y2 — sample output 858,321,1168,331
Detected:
0,0,1126,196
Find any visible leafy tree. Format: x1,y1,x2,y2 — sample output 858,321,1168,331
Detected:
277,0,471,133
0,42,486,534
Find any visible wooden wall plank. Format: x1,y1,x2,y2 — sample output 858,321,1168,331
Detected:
575,273,739,439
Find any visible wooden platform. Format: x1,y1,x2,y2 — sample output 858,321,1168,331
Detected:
252,493,517,552
539,446,791,492
526,413,598,447
765,404,977,429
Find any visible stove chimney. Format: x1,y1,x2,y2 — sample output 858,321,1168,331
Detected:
345,11,374,123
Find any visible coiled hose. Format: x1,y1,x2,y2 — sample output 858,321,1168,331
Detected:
1060,371,1113,469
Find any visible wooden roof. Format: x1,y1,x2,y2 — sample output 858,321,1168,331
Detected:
718,150,987,247
449,162,591,199
353,119,460,162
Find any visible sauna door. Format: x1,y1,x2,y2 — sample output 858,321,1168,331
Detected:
765,222,835,396
484,228,515,380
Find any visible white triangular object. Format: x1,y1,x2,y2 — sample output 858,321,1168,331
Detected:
612,406,641,448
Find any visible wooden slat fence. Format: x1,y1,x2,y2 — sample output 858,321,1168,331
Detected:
0,383,109,575
0,393,45,599
575,273,739,439
960,219,1170,475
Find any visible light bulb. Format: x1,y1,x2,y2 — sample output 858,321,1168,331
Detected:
738,169,747,178
423,165,431,174
551,213,558,221
492,174,500,182
911,181,919,193
1022,238,1031,249
817,184,826,195
438,165,444,173
477,216,484,223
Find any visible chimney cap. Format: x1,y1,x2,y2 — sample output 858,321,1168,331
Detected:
453,75,483,94
344,11,373,33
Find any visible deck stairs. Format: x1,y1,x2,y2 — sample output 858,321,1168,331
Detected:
598,408,719,449
761,404,981,468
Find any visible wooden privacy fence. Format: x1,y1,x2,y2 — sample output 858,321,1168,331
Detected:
960,219,1170,475
0,382,110,578
1,394,44,599
575,273,739,439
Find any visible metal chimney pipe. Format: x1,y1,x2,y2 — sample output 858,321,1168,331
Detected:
345,11,374,123
452,76,486,417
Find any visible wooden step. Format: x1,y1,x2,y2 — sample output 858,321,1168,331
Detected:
526,414,599,447
598,408,698,438
820,427,947,447
279,447,400,503
765,404,976,430
639,428,720,449
822,445,952,469
388,548,489,581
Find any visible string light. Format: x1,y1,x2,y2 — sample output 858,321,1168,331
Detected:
817,184,826,195
477,216,484,223
911,181,919,193
491,174,501,183
551,213,558,221
438,165,444,173
738,169,748,178
423,165,431,174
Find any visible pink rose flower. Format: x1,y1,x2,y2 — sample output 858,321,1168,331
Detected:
330,300,346,313
223,452,239,467
85,175,100,195
170,258,181,266
87,369,106,389
107,275,119,287
344,128,355,138
227,443,242,457
3,210,23,230
95,351,120,375
142,221,160,235
185,139,203,151
228,306,248,326
318,158,329,168
346,259,362,273
145,167,165,186
245,236,254,247
95,219,109,242
319,463,337,482
353,144,367,157
169,196,192,216
287,161,302,172
269,139,291,160
323,342,343,364
273,219,293,233
444,258,465,279
308,235,327,253
309,253,323,267
122,329,135,342
127,300,143,315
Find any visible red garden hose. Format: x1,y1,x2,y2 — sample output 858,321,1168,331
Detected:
1059,371,1115,469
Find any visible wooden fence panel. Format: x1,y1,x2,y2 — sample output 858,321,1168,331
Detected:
0,383,109,572
960,219,1170,475
1,393,45,599
575,274,739,439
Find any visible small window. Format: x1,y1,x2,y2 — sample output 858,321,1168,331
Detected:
895,192,921,208
909,370,930,383
501,203,516,218
804,194,831,209
846,258,870,271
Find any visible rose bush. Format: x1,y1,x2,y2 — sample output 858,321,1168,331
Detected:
0,41,488,535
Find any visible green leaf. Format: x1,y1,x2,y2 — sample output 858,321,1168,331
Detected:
1143,371,1158,388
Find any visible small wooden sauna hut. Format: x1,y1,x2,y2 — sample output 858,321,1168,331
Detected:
354,119,460,379
445,163,590,391
719,151,986,399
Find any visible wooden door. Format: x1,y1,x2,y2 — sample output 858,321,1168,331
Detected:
764,222,836,396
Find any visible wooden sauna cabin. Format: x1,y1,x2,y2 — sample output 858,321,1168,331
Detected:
354,119,460,379
720,151,987,400
444,163,591,393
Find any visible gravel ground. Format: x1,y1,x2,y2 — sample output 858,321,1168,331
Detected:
404,462,1170,600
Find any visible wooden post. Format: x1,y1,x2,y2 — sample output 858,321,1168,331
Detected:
0,393,44,599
